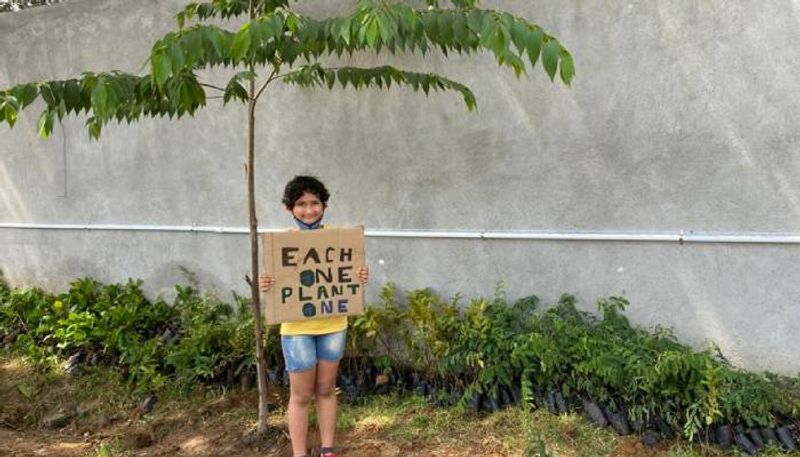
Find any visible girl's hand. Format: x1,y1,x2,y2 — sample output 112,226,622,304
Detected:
259,275,275,292
356,266,369,284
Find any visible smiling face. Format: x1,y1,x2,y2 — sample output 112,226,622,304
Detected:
287,191,325,225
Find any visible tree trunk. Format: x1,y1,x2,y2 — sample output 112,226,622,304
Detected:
248,95,269,434
246,1,270,427
248,91,269,432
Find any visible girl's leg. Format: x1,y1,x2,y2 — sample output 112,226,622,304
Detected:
314,330,346,451
288,367,317,457
315,360,340,450
283,334,319,457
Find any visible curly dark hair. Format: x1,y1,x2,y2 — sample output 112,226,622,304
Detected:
282,175,330,209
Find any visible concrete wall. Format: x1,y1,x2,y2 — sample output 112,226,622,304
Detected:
2,1,799,373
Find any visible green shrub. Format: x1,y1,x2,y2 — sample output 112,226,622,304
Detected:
0,277,265,394
2,276,798,442
165,285,258,388
351,284,800,440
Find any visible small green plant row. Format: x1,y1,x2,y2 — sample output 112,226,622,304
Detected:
0,275,277,394
346,283,800,453
1,275,798,453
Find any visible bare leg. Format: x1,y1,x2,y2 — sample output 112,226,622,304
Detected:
288,367,317,457
315,360,340,450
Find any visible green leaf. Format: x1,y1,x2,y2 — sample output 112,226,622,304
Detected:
3,102,18,128
478,13,496,48
266,14,286,40
366,17,379,47
452,11,468,43
39,84,56,105
188,78,207,107
179,82,195,110
231,24,252,60
204,27,227,57
284,12,299,33
466,9,483,32
37,110,54,138
541,39,560,81
377,12,393,46
324,70,335,89
183,28,205,64
281,41,300,65
91,82,109,117
525,27,544,69
87,117,102,140
422,10,439,42
63,80,83,114
488,26,506,57
168,44,187,74
152,53,173,87
437,11,454,46
249,20,266,47
223,78,248,105
338,18,352,45
10,84,38,108
510,20,527,55
559,50,574,86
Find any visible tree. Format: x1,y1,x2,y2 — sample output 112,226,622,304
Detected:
0,0,574,434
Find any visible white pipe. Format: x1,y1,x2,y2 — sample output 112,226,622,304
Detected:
2,222,800,245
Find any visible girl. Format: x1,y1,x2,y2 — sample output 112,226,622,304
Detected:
259,176,368,457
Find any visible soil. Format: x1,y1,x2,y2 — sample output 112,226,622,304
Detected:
0,356,499,457
607,437,669,457
0,376,490,457
0,357,753,457
0,410,495,457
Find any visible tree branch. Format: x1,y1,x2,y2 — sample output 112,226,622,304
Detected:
199,82,226,93
253,66,280,102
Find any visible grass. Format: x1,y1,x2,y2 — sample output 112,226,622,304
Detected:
337,393,798,457
337,394,618,456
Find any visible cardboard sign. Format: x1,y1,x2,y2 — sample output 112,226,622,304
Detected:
261,227,365,324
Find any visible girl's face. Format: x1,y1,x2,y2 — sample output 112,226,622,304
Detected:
288,191,324,224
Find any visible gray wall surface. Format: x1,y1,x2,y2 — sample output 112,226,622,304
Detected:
1,1,799,374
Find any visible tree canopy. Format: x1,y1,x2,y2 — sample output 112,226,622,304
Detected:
0,0,574,138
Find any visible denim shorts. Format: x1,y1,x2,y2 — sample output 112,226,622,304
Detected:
281,331,347,373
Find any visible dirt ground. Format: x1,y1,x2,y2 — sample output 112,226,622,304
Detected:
0,412,500,457
0,425,678,457
0,355,503,457
0,372,498,457
0,357,751,457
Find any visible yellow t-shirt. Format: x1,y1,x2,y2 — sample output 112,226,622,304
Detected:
277,224,351,336
280,315,348,335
